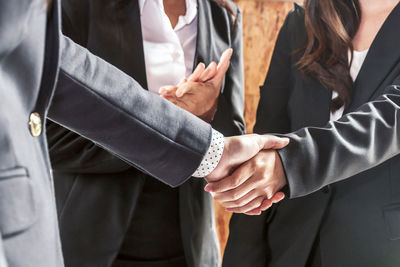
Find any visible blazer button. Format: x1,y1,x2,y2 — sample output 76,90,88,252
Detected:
321,186,330,194
29,112,42,137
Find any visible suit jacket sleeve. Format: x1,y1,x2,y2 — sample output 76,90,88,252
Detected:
0,234,8,267
47,35,212,187
47,3,134,174
212,7,245,136
279,80,400,198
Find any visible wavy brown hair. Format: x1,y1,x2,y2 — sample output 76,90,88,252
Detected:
297,0,361,111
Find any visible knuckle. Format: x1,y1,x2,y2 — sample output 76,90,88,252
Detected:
233,198,244,206
231,191,241,200
255,175,265,183
232,176,241,187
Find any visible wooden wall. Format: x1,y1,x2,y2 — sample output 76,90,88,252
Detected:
214,0,300,257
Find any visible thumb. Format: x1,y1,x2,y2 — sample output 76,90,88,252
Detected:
159,85,177,96
259,135,290,150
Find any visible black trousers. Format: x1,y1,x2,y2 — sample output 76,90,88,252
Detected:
306,234,322,267
113,177,187,267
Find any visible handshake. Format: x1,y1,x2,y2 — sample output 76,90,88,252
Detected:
158,48,289,215
205,134,289,215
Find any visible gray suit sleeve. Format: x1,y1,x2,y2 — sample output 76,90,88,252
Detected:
48,35,212,187
279,83,400,198
0,234,7,267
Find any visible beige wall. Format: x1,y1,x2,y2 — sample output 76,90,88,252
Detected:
215,0,301,256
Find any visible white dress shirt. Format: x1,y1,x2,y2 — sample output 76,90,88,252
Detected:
138,0,223,177
330,49,369,121
139,0,198,93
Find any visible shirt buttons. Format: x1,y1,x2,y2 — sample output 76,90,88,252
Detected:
172,51,181,61
29,112,42,137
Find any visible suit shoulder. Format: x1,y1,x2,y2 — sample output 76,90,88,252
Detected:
280,3,306,50
285,3,305,30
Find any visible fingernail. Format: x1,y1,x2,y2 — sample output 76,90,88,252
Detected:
204,185,211,192
226,208,233,212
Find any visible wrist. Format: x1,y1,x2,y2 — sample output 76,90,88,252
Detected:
206,137,230,181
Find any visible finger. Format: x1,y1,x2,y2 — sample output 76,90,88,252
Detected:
217,48,233,71
160,89,177,98
226,196,265,214
175,82,193,98
199,62,217,82
257,192,285,213
271,191,285,203
258,135,290,150
211,48,233,85
245,199,273,215
244,210,262,216
187,63,206,82
219,189,259,209
258,198,274,212
205,158,256,193
159,85,177,95
178,78,188,86
212,175,260,203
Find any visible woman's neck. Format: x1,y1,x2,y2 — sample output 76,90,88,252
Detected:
353,0,399,51
163,0,187,29
358,0,399,12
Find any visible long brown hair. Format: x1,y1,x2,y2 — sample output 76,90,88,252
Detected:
297,0,361,111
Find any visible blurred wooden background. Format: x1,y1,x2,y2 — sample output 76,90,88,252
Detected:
214,0,302,257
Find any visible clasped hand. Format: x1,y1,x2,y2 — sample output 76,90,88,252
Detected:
160,49,289,215
206,135,289,215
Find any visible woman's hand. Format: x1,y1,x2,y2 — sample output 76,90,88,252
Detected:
205,149,288,215
159,80,219,122
159,49,233,122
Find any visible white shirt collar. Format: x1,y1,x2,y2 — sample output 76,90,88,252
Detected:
139,0,197,30
138,0,146,15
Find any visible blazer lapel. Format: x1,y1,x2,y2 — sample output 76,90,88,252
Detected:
345,2,400,113
112,0,148,89
195,0,230,93
194,0,212,67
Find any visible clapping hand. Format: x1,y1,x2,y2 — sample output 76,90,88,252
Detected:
159,49,233,122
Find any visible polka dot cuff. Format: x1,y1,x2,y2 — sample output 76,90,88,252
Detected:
192,129,224,177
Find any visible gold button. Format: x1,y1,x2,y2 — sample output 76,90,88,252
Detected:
29,112,42,137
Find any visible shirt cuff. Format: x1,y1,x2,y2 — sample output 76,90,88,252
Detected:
192,129,224,177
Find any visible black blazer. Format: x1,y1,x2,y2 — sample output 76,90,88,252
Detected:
47,1,245,267
0,0,216,266
224,4,400,267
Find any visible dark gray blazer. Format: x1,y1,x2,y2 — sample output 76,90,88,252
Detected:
0,0,214,266
47,0,244,267
224,3,400,267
